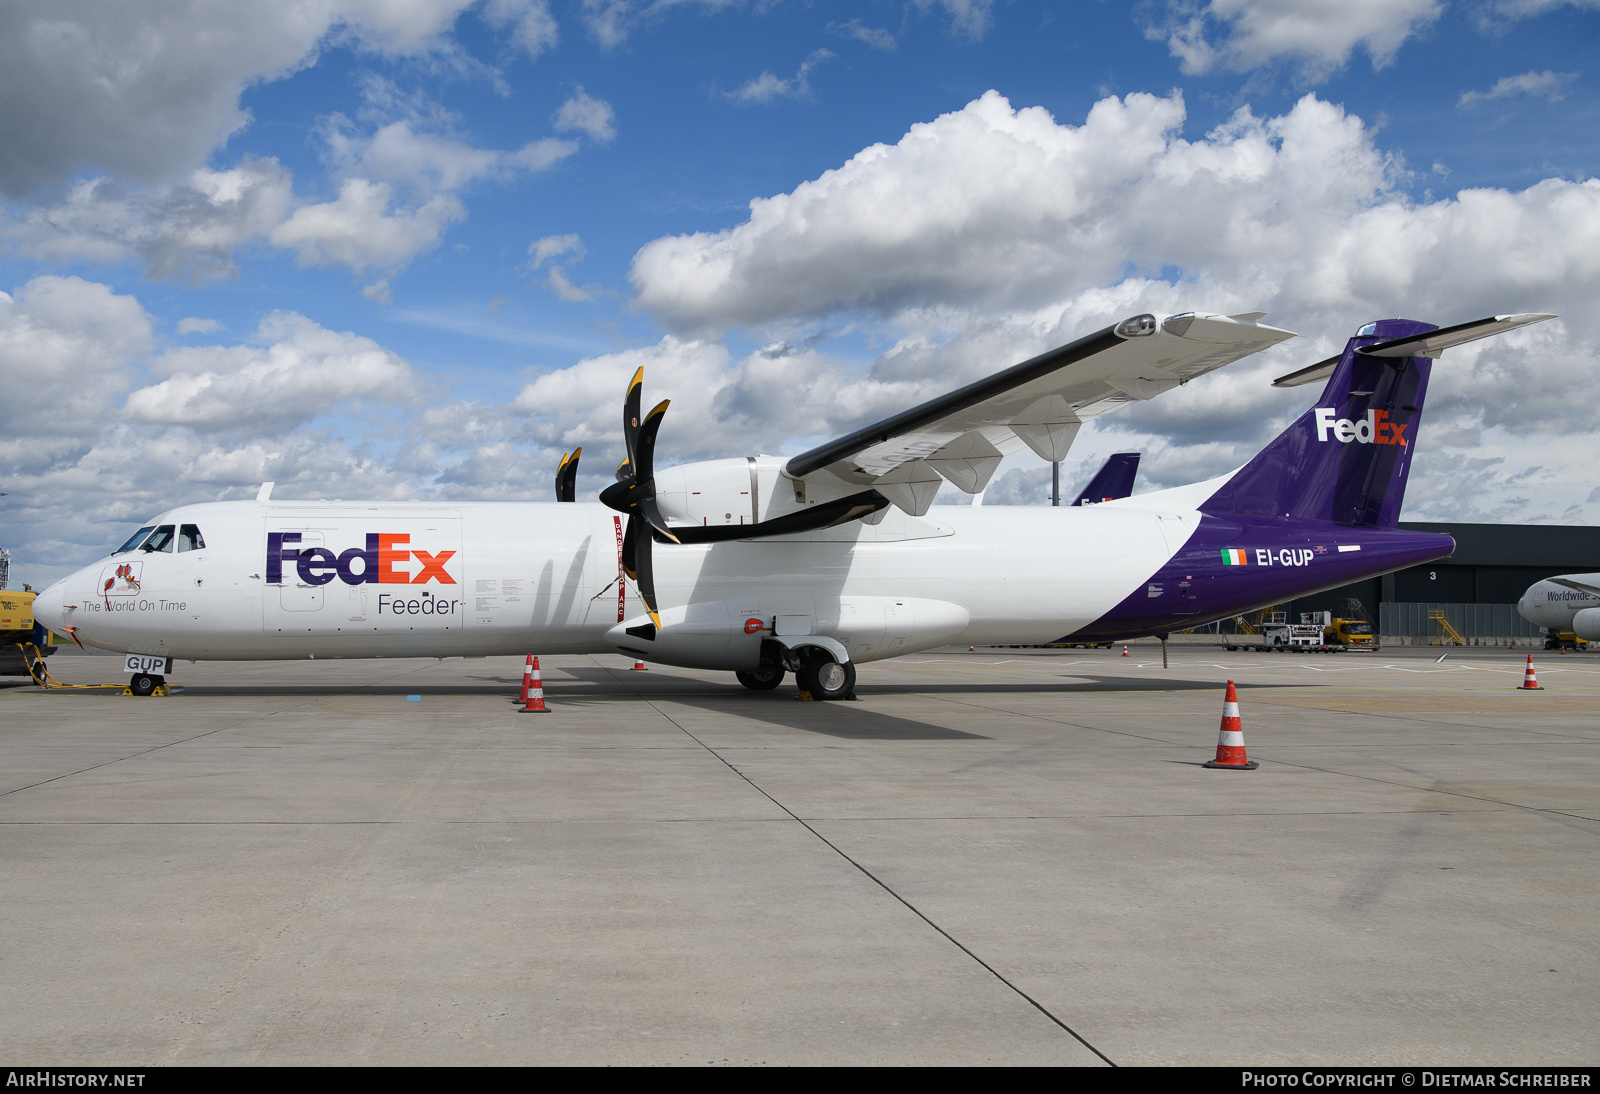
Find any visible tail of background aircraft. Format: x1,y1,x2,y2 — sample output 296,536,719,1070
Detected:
1072,452,1140,506
1200,319,1439,529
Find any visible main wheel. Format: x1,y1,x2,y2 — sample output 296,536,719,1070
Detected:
796,653,855,701
130,673,157,696
735,667,785,691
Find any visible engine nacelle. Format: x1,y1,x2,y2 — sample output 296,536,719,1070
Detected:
1571,607,1600,641
653,456,875,532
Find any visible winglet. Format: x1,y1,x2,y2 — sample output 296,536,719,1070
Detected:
256,481,275,502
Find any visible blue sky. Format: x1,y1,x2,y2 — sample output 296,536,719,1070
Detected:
2,0,1599,586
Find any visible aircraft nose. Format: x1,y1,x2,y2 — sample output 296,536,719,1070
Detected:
32,580,66,633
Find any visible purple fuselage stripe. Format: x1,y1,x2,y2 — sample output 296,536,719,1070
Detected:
1072,516,1452,639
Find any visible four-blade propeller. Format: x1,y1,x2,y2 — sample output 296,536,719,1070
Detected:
597,367,678,629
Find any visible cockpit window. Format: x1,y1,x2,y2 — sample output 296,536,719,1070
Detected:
178,524,206,552
141,525,177,553
115,527,155,553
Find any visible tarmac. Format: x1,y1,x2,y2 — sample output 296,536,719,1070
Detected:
1,645,1596,1066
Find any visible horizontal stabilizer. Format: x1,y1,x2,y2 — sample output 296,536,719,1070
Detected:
1274,313,1556,387
1357,313,1556,358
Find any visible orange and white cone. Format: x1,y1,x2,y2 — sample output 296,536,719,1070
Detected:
1122,644,1129,657
632,658,647,671
518,654,533,704
522,656,549,712
1519,653,1544,691
1203,680,1257,769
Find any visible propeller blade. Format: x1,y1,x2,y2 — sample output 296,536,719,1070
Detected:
622,366,644,474
634,399,670,482
631,515,662,629
621,514,639,579
614,457,631,483
558,446,581,502
638,496,680,545
554,451,571,502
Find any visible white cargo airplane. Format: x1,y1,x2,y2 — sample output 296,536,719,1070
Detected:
32,310,1553,698
1517,574,1600,642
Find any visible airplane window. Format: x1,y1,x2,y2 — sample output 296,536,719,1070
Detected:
115,527,155,553
141,525,177,553
178,524,206,552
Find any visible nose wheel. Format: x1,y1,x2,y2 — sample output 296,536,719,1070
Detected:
129,673,164,696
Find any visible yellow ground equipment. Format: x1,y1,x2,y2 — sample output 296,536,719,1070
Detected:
1325,600,1378,650
1,589,55,679
1429,608,1466,646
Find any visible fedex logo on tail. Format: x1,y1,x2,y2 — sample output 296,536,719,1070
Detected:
1314,408,1408,446
266,533,457,586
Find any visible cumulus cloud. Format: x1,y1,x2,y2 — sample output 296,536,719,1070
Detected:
0,275,558,582
1458,70,1579,107
1152,0,1442,79
125,311,427,433
553,88,617,143
725,50,834,106
269,178,466,275
0,276,152,464
0,1,509,199
3,159,293,281
628,88,1600,524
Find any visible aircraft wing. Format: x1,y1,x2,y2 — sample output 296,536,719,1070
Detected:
1550,577,1600,598
785,312,1295,515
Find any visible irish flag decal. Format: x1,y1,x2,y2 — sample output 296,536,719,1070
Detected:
1220,548,1249,566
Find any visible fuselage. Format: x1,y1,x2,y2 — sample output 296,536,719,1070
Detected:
1518,575,1600,633
33,491,1453,670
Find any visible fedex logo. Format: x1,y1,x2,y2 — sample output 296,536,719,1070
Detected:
266,533,457,587
1314,408,1408,446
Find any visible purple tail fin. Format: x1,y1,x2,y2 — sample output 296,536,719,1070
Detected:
1071,452,1140,506
1201,319,1436,528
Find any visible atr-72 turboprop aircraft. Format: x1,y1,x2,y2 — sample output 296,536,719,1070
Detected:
33,309,1553,699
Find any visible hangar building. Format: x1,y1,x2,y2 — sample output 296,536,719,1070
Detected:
1272,522,1600,642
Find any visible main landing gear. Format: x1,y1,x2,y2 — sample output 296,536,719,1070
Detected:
737,642,856,700
735,666,784,690
796,652,855,701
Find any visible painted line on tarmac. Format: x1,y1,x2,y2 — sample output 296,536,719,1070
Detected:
592,654,1118,1067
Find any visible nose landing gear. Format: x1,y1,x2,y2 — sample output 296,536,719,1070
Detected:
127,673,168,697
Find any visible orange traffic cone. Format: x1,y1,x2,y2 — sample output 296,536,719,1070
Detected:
632,658,647,671
1122,644,1129,657
522,656,549,712
969,646,976,652
518,654,533,704
1519,653,1544,691
1203,680,1257,769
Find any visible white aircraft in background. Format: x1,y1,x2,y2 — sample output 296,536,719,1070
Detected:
32,310,1553,698
1518,574,1600,644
